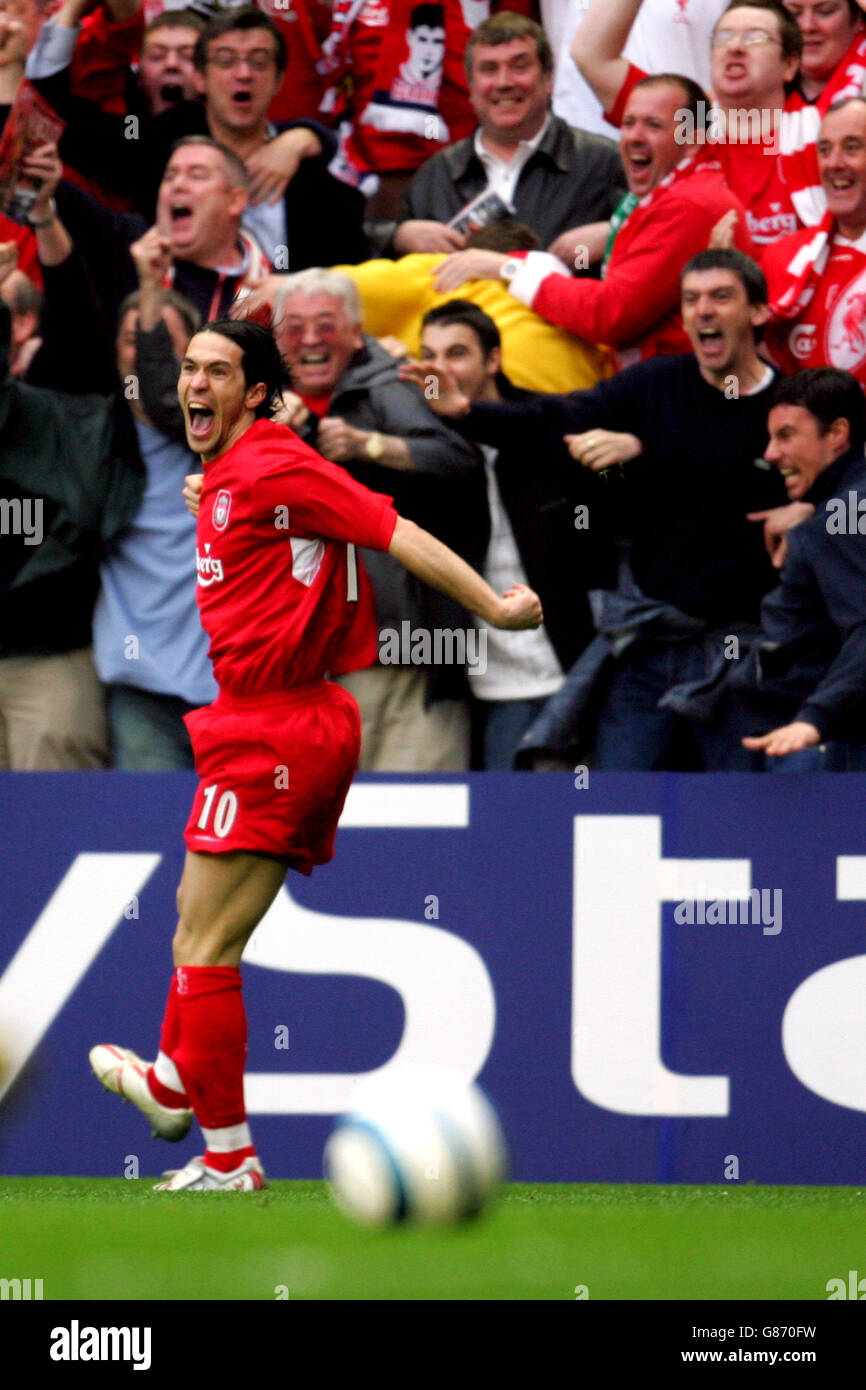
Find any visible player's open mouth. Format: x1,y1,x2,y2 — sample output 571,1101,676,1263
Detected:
188,404,215,438
698,329,723,346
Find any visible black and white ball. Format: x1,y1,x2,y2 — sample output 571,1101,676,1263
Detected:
324,1065,508,1227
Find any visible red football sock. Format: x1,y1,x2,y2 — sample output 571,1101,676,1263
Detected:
172,965,250,1133
146,972,189,1108
158,970,182,1058
203,1144,257,1174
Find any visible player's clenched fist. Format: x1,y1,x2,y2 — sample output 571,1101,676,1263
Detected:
496,583,543,630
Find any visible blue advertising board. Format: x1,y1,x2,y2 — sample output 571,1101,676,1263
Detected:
1,771,865,1183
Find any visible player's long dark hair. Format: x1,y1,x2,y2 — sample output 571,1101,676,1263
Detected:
201,319,291,419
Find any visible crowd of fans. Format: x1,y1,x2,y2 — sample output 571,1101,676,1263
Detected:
2,0,866,772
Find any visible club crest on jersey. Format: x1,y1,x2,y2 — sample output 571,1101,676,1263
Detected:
212,489,232,531
826,270,866,370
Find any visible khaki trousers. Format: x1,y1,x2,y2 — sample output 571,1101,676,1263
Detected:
335,666,470,772
0,647,109,769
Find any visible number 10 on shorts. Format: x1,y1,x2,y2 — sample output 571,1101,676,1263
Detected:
197,784,239,838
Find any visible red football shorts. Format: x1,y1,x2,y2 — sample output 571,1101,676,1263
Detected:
183,681,362,872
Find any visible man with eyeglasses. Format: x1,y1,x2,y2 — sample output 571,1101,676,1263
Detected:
27,6,367,269
139,7,368,268
572,0,833,246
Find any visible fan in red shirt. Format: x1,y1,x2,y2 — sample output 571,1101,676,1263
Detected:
572,0,820,246
764,98,866,387
431,73,753,365
88,317,542,1193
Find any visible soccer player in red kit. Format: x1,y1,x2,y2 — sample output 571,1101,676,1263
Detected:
89,319,542,1191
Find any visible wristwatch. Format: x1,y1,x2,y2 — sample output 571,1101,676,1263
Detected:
364,431,385,460
27,197,56,229
500,257,521,284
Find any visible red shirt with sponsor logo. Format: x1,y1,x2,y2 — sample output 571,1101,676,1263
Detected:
608,63,800,250
763,227,866,385
715,138,799,249
195,419,398,696
525,163,752,360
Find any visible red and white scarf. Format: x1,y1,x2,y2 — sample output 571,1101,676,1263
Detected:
780,30,866,228
602,150,715,274
164,230,271,322
318,0,489,189
767,209,835,317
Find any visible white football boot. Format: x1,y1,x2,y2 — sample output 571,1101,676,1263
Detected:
89,1044,192,1142
153,1155,267,1192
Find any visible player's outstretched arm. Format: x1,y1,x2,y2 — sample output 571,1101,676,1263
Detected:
388,516,543,630
571,0,642,116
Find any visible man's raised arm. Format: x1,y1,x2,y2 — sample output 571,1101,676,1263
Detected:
571,0,645,117
388,516,543,631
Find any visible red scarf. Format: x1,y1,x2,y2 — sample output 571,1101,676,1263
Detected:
319,0,488,188
781,29,866,228
603,150,715,274
767,210,836,318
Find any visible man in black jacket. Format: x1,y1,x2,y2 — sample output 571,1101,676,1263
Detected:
55,136,285,332
415,249,793,770
0,291,143,768
391,12,625,266
27,5,367,268
708,369,866,770
413,298,611,767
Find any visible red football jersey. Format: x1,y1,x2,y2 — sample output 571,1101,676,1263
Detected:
608,63,800,249
195,419,398,696
524,163,752,360
713,140,799,250
764,229,866,385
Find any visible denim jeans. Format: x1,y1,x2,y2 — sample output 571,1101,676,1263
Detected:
107,684,199,770
477,696,549,770
593,636,765,771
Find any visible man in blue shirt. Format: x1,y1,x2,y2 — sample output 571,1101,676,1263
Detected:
94,285,217,769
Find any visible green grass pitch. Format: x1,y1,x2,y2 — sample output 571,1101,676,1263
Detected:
1,1179,864,1300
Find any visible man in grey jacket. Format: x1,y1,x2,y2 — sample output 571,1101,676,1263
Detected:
272,268,486,771
390,13,626,268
